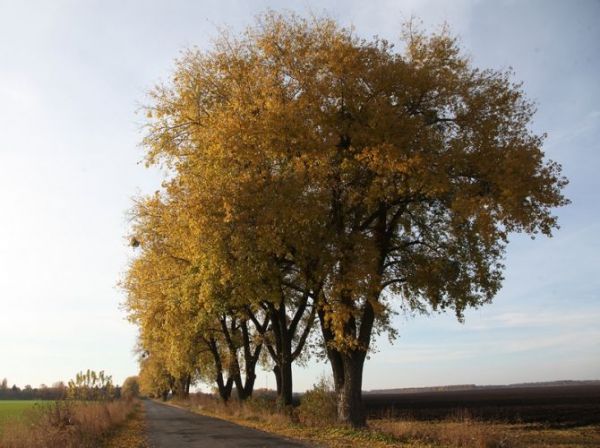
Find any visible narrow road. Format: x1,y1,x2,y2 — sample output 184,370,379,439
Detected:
143,399,309,447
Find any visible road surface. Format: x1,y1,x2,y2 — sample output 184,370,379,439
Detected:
144,399,310,447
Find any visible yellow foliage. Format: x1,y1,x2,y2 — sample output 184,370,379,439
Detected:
122,11,568,403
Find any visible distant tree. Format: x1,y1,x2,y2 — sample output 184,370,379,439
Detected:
121,376,140,400
52,381,66,389
0,378,7,390
138,355,173,400
52,381,67,399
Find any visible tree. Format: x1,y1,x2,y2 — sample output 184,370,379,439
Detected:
123,196,202,400
138,354,173,400
67,370,116,401
123,194,250,402
123,170,317,405
121,376,141,400
137,13,568,427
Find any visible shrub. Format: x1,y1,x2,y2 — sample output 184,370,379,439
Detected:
244,395,278,415
297,377,337,427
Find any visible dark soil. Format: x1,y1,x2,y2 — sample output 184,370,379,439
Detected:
363,384,600,427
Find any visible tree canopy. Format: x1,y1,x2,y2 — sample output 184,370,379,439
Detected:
123,12,568,427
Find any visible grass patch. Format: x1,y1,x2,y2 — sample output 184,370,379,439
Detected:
0,401,50,431
0,399,138,448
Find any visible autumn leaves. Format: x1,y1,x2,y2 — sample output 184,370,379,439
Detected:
121,13,567,427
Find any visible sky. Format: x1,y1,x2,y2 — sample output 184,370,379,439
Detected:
0,0,598,391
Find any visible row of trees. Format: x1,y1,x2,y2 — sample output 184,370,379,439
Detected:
0,378,67,400
122,13,567,427
0,372,139,401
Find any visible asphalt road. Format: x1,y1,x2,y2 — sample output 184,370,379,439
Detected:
144,399,309,447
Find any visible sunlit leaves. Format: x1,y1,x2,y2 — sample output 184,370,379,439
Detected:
123,12,568,398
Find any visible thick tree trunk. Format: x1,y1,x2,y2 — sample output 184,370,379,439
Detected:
234,372,258,401
337,351,366,427
279,359,293,406
242,371,256,398
233,372,256,401
318,301,372,428
217,376,234,402
268,301,294,406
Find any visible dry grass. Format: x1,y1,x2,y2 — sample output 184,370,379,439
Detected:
0,399,137,448
175,393,296,427
173,393,600,448
371,419,515,447
171,394,397,448
371,418,600,448
104,402,148,448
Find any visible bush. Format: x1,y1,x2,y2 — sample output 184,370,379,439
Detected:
244,395,278,415
297,377,337,427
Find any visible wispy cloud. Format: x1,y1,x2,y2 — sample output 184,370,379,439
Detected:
466,310,600,331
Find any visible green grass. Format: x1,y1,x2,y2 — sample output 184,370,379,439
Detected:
0,400,47,427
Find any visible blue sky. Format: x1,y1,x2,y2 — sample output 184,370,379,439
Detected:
0,0,598,390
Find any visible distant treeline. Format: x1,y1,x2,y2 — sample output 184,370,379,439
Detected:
0,374,125,400
0,378,67,400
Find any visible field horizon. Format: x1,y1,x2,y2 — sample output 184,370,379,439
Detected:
364,378,600,394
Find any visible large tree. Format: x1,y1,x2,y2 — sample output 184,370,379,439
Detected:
138,13,568,427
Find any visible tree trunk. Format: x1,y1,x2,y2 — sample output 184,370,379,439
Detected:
279,359,293,406
185,374,191,395
318,303,371,428
273,365,282,395
239,320,261,399
217,376,234,402
242,371,256,398
247,287,317,407
337,351,366,427
233,372,256,401
206,337,234,402
173,376,190,399
268,300,296,406
318,308,344,393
